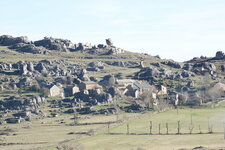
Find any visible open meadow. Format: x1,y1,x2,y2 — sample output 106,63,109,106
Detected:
1,102,225,150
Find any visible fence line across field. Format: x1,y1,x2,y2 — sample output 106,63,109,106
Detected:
106,120,225,137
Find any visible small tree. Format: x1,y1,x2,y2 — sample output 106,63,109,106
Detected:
140,87,156,110
40,87,49,97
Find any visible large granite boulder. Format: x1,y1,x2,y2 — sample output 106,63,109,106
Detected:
99,75,116,87
34,37,74,52
135,67,160,80
10,43,48,54
89,61,104,68
215,51,225,59
108,47,125,55
106,38,114,47
182,63,192,71
161,60,181,69
75,43,92,51
0,35,29,46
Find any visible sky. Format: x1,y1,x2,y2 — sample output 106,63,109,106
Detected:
0,0,225,62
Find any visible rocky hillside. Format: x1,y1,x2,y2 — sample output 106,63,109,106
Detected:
0,35,224,124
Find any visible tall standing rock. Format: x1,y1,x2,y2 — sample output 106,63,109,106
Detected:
140,61,145,68
106,38,114,47
20,63,28,75
27,62,34,72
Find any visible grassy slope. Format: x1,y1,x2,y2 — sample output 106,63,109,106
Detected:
0,47,225,150
77,103,225,150
0,46,148,80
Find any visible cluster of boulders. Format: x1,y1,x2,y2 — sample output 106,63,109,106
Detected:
180,61,218,77
136,61,219,82
34,37,75,52
0,62,12,71
0,60,82,78
187,51,225,62
0,35,125,55
135,51,225,84
89,61,104,68
0,95,45,124
135,65,198,82
0,95,45,111
10,43,49,54
0,35,49,54
74,89,113,105
75,38,125,55
105,61,139,68
87,61,105,71
161,60,182,69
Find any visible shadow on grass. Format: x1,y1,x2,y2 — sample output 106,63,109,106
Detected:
75,121,117,126
0,142,47,146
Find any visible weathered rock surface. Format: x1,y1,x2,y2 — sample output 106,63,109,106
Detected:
105,38,114,47
34,37,75,52
0,35,29,46
161,60,182,69
10,43,48,54
215,51,225,59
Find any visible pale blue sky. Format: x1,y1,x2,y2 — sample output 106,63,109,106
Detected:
1,0,225,61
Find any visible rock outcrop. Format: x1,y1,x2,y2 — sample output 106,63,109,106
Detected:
10,43,48,54
34,37,75,52
161,60,182,69
0,35,29,46
215,51,225,60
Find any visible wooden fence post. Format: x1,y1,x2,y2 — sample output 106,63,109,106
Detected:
224,122,225,140
166,123,169,134
108,123,110,134
199,125,202,134
150,121,152,134
177,121,180,134
127,123,129,135
188,124,194,134
159,123,161,134
208,119,213,133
